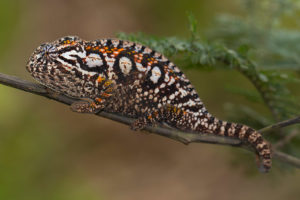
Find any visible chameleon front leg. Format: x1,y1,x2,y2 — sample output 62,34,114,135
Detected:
71,80,115,114
71,98,105,114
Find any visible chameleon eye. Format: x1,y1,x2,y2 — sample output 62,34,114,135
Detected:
42,44,58,60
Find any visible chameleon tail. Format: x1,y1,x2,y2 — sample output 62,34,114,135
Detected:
193,115,272,172
161,105,272,172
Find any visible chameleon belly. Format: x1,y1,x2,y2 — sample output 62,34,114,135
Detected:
27,36,272,172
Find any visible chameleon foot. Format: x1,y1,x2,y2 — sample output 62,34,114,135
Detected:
71,100,102,114
131,113,160,131
131,117,149,131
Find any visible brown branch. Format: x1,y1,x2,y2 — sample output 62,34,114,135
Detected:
273,151,300,168
259,116,300,133
273,130,299,149
1,72,300,169
0,72,242,146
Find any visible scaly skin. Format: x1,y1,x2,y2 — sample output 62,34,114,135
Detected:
27,36,272,172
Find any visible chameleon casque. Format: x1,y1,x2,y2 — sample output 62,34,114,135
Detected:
27,36,272,172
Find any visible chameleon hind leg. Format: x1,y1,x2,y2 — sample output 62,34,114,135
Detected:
130,104,186,130
130,110,161,131
71,80,115,114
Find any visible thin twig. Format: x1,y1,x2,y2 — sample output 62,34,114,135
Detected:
0,72,300,169
273,130,299,149
273,151,300,168
259,116,300,133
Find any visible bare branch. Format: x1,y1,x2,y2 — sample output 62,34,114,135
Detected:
0,73,242,146
259,116,300,133
273,151,300,168
273,130,299,149
1,72,300,169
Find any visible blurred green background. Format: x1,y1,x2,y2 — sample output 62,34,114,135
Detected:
0,0,300,199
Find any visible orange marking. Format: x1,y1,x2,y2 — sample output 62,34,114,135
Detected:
148,115,152,119
97,76,105,83
91,102,97,108
106,88,113,93
95,98,102,103
102,92,111,97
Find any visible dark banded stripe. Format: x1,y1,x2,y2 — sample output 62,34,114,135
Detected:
208,116,215,124
233,124,243,137
243,127,255,139
214,120,223,135
224,122,232,136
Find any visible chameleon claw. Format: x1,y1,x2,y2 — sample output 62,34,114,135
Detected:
71,100,98,114
130,118,148,131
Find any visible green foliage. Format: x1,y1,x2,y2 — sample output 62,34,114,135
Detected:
117,0,300,171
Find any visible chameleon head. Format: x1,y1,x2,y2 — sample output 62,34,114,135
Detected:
26,36,90,96
26,36,82,75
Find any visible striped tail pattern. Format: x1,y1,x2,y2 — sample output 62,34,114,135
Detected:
166,109,272,172
196,114,272,172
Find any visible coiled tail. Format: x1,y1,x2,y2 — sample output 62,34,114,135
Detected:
193,114,272,172
168,109,272,172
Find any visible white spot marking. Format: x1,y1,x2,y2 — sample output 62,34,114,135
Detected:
144,47,152,54
86,53,103,68
119,57,132,75
164,73,170,82
160,83,166,88
136,62,146,72
168,77,175,85
150,66,161,84
61,50,86,60
105,57,116,79
186,99,196,106
135,44,143,52
179,88,188,97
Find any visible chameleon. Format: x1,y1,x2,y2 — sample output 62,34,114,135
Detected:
26,36,272,172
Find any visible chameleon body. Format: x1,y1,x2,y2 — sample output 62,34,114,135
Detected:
27,36,272,172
